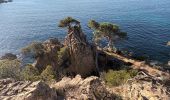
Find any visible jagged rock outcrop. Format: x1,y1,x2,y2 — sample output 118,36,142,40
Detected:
0,74,170,100
111,72,170,100
52,75,121,100
32,38,62,72
0,78,57,100
64,25,97,77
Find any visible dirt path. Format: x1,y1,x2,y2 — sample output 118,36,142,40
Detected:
105,51,170,79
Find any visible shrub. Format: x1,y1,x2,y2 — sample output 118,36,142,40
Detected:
21,42,45,58
0,60,22,80
57,47,69,66
21,64,40,81
104,69,138,86
40,65,56,83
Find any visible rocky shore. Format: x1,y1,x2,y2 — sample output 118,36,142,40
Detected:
0,17,170,100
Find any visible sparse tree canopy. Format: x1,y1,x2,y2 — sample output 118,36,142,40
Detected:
88,20,127,50
58,17,80,28
88,20,100,30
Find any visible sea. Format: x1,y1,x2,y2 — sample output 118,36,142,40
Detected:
0,0,170,63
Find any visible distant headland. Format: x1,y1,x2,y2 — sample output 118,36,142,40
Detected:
0,0,12,3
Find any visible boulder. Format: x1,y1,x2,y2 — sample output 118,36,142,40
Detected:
0,53,17,60
167,41,170,46
0,78,57,100
168,61,170,66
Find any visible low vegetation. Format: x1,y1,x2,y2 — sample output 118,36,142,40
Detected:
40,65,56,83
103,69,138,86
21,64,40,81
0,59,57,83
0,60,22,80
21,42,45,58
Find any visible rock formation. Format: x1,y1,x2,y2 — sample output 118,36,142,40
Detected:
167,41,170,46
0,78,57,100
1,74,169,100
112,72,170,100
52,75,121,100
0,53,17,60
32,38,62,72
64,25,97,77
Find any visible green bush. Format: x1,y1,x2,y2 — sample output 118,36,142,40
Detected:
0,59,57,83
22,65,57,82
21,42,45,58
40,65,56,83
21,64,40,81
104,69,138,86
0,60,22,80
57,47,69,65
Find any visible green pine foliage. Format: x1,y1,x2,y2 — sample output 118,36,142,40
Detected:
88,20,127,50
58,17,80,28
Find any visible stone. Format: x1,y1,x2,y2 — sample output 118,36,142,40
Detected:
168,61,170,66
52,75,121,100
0,53,17,60
167,41,170,46
33,38,62,72
0,74,170,100
111,73,170,100
0,79,57,100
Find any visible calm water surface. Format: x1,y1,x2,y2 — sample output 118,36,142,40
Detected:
0,0,170,63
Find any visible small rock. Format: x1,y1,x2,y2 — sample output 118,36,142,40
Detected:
167,41,170,46
168,61,170,66
0,53,17,60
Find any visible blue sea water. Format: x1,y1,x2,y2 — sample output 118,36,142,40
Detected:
0,0,170,63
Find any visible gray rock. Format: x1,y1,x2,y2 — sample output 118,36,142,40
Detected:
0,53,17,60
167,41,170,46
0,79,57,100
52,75,121,100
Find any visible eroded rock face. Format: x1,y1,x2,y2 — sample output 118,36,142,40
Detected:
64,26,97,77
1,74,170,100
33,38,62,72
0,78,57,100
112,73,170,100
52,75,121,100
